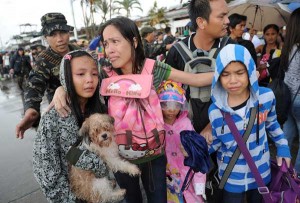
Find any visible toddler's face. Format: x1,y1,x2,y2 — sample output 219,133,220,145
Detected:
162,108,181,123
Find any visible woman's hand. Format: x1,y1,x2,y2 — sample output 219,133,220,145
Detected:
276,156,291,168
52,86,71,117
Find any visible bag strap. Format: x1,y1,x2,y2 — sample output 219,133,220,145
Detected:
277,47,299,79
224,112,273,203
141,58,155,75
102,58,155,77
213,36,230,58
173,41,193,63
180,168,195,193
219,107,257,189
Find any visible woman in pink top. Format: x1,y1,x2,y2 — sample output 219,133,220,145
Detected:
157,80,206,203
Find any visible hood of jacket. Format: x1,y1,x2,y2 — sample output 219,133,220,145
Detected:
211,44,259,112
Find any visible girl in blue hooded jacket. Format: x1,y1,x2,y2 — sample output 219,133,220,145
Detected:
208,44,291,203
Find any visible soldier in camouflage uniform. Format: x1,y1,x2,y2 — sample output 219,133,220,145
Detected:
15,13,79,139
141,26,173,60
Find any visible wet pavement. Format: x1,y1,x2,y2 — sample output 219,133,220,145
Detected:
0,78,47,203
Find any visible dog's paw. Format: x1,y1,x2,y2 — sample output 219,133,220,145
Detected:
109,189,126,202
115,188,126,197
128,164,141,176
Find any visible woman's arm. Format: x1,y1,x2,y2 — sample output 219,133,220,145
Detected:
168,67,214,87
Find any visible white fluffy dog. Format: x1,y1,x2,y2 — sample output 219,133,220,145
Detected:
69,113,140,203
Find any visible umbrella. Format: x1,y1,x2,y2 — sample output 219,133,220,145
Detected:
228,0,291,31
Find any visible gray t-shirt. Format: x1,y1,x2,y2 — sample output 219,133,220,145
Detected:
284,45,300,95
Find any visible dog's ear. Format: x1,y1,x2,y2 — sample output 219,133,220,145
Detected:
109,115,115,125
79,118,90,137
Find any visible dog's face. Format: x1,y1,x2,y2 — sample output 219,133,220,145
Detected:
79,113,115,147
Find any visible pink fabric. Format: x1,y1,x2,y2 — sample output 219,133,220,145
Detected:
165,113,206,203
100,59,165,161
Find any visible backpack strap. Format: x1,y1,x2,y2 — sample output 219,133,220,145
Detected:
66,137,84,166
141,58,156,75
212,36,230,58
173,41,193,63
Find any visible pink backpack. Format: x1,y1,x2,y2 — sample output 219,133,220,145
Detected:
100,59,165,162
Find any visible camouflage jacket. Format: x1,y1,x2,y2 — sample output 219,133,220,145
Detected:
142,38,166,60
24,44,79,113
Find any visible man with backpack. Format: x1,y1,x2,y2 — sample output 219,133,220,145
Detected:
165,0,234,140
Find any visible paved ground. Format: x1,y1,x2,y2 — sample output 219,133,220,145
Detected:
0,78,47,203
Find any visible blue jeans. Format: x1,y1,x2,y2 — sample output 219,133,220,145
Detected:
283,94,300,174
114,155,167,203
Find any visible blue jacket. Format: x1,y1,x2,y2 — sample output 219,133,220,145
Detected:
208,44,291,193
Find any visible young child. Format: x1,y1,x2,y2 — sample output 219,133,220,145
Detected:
208,44,291,203
157,80,206,203
33,50,108,202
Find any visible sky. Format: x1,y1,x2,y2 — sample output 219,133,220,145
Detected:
0,0,182,46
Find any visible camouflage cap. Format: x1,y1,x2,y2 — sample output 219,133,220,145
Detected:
41,13,74,35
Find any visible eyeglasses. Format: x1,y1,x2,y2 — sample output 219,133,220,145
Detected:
161,101,182,110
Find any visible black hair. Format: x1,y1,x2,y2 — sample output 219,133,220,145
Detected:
62,50,107,126
280,8,300,71
263,24,279,34
189,0,211,31
165,26,171,33
99,16,145,74
156,31,163,36
228,13,247,34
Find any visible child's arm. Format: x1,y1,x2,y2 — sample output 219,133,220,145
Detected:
208,108,222,154
208,124,222,154
200,123,213,144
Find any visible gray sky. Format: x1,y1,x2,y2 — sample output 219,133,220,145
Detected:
0,0,182,46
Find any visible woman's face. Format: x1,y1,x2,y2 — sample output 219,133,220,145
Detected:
102,25,134,73
264,28,278,45
71,55,99,104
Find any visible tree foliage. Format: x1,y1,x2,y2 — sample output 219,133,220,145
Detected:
147,1,169,28
113,0,143,17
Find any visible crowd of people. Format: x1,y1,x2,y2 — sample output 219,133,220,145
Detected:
1,0,299,202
